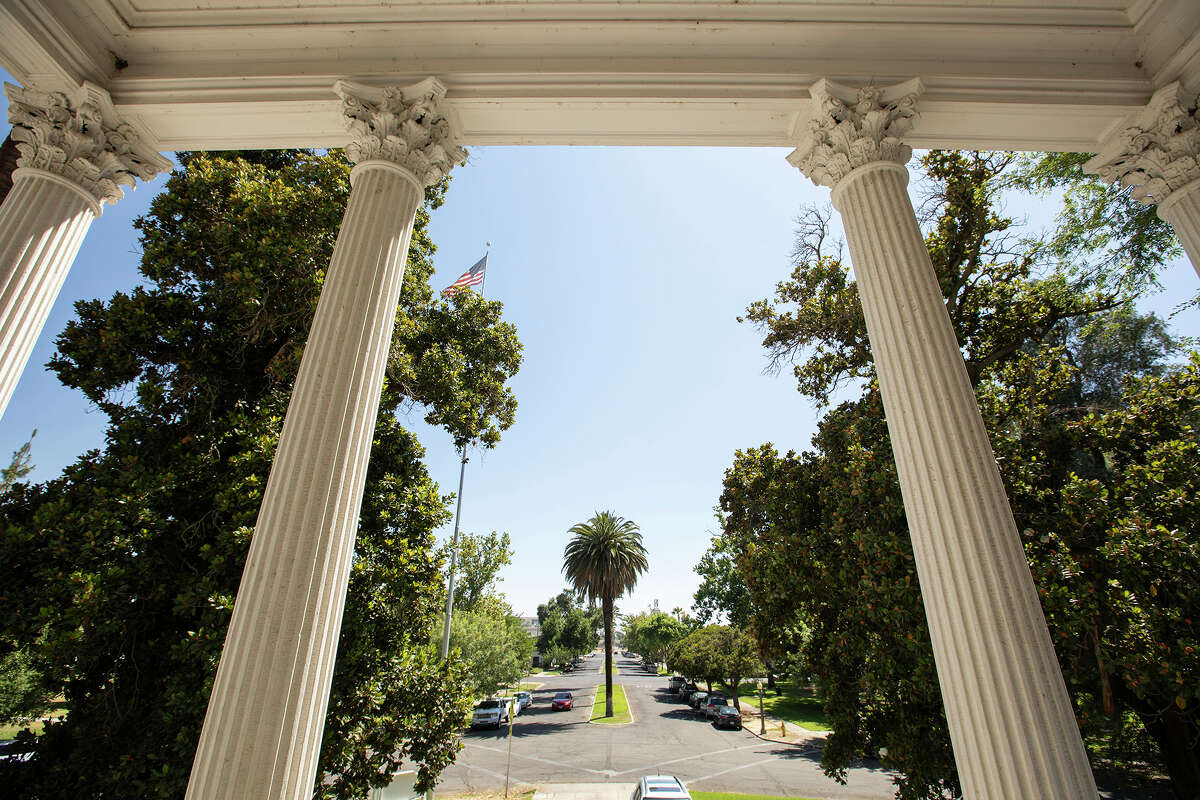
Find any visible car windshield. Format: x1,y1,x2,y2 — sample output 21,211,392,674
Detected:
719,706,738,715
477,700,501,709
554,692,571,699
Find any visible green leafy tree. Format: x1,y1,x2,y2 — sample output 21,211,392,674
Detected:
667,627,723,693
449,604,534,697
0,644,53,725
725,150,1195,799
444,530,512,612
692,519,755,628
710,626,764,710
563,511,648,717
0,431,49,726
1003,152,1186,304
0,430,34,492
0,150,522,798
536,591,598,666
623,611,687,665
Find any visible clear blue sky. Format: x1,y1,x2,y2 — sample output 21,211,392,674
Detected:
3,71,1198,621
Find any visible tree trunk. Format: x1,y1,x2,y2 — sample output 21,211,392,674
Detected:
1136,701,1200,800
603,595,614,717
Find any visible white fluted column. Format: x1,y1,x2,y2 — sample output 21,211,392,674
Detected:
0,82,168,417
790,79,1096,799
185,77,465,800
1157,180,1200,275
1085,82,1200,279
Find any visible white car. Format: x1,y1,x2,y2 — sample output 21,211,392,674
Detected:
514,691,533,713
631,775,691,800
471,698,511,729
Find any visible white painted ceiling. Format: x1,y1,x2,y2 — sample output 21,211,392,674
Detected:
2,1,1199,150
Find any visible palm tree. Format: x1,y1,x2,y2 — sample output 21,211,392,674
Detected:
563,511,649,717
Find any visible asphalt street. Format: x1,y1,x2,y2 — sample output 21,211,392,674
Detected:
435,651,897,799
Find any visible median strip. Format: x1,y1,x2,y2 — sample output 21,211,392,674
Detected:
589,684,633,724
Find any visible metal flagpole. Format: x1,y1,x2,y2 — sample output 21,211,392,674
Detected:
439,242,490,658
430,247,492,800
439,447,469,658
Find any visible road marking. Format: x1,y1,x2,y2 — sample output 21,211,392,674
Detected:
463,760,533,786
688,755,784,784
612,742,765,776
464,742,609,775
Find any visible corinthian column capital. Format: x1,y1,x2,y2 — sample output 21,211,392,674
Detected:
1084,82,1200,206
787,77,924,188
4,81,170,207
334,77,467,186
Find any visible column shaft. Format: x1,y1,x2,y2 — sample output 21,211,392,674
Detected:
1159,179,1200,280
0,168,98,417
833,162,1097,799
185,161,423,800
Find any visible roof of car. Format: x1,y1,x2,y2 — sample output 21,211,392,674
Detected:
641,775,690,798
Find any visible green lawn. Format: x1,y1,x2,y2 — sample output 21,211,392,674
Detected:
590,683,632,724
692,793,819,800
1,719,44,740
1,699,69,740
727,681,830,732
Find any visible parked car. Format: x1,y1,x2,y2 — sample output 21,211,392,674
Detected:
713,705,743,730
515,691,533,713
688,691,708,710
703,695,729,719
667,676,684,693
631,774,692,800
551,691,574,710
471,698,511,729
678,682,698,700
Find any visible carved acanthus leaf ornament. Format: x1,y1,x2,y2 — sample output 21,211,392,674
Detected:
335,77,467,186
788,78,924,188
4,82,169,207
1085,82,1200,206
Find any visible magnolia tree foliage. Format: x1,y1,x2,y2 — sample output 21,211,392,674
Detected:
0,150,523,799
724,151,1197,799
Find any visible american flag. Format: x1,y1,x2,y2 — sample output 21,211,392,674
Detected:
441,254,487,296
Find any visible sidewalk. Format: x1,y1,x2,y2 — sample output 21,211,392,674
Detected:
740,704,828,748
532,784,633,800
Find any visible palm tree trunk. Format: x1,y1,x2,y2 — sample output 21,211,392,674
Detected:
603,595,614,717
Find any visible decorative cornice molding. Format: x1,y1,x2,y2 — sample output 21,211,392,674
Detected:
4,81,171,206
334,77,466,186
1084,81,1200,206
787,77,924,189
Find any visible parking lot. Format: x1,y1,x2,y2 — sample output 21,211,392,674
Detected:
437,652,896,799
